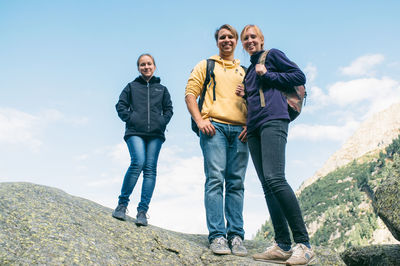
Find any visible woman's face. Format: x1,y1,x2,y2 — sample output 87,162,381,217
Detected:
241,27,263,55
217,28,237,58
138,55,156,80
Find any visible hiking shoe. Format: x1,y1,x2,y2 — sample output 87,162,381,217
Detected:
135,211,148,226
229,235,247,256
210,236,231,255
253,243,292,263
112,204,127,221
285,243,315,265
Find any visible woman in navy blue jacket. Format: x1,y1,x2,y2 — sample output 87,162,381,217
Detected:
238,25,315,265
112,54,173,226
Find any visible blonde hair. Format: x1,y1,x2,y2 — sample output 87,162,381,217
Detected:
240,24,264,49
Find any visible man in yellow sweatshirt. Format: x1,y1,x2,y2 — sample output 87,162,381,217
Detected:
185,24,249,256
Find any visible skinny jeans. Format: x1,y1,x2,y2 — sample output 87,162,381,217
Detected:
247,119,309,245
118,135,163,213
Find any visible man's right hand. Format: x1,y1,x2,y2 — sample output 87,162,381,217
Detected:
198,118,216,136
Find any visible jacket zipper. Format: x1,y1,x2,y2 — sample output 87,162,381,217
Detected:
147,82,150,132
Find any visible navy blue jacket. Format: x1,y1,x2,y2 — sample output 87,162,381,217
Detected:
244,49,306,133
116,76,173,141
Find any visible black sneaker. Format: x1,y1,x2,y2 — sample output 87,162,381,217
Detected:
135,211,148,226
112,204,127,221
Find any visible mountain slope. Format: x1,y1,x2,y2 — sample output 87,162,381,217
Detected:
299,102,400,192
255,102,400,251
255,135,400,251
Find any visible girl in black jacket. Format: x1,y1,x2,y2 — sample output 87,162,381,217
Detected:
112,54,173,226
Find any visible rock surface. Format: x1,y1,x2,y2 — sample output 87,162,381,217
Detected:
341,245,400,266
372,174,400,241
340,173,400,265
0,182,344,265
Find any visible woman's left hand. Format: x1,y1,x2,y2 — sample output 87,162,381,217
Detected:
236,84,245,97
255,64,267,76
238,126,247,143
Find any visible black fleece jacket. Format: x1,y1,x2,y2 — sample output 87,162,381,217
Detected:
116,75,173,141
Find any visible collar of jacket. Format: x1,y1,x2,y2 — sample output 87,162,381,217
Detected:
250,50,266,65
134,75,161,84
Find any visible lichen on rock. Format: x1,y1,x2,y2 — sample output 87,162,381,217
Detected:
0,182,343,265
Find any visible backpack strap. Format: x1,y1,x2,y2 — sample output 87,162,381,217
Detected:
257,50,270,107
198,59,215,112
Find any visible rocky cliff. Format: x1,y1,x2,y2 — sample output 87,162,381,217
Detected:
0,182,344,265
299,102,400,192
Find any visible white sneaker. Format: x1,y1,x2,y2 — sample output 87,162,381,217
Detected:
253,243,292,263
285,243,316,265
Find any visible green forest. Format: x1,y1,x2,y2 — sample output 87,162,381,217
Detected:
254,135,400,251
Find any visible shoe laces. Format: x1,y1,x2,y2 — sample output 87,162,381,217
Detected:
291,244,307,258
137,211,149,219
116,205,128,213
265,241,279,252
231,236,242,246
214,237,228,245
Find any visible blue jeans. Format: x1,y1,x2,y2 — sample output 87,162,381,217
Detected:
200,121,249,242
118,135,163,213
248,119,309,245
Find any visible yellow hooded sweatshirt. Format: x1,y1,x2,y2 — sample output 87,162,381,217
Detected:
185,55,247,125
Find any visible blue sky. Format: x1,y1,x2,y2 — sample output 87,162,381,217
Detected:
1,1,400,239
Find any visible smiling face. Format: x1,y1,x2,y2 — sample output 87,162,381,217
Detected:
217,28,237,60
137,55,156,81
241,26,264,55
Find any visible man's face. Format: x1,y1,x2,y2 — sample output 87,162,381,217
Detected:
217,28,237,57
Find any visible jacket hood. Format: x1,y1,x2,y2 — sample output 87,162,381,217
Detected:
134,75,161,84
209,55,241,69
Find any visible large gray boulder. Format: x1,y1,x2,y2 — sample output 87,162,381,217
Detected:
372,174,400,241
341,245,400,266
0,182,344,265
341,174,400,265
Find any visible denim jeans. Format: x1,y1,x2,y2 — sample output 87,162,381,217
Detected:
118,135,163,213
248,119,309,245
200,121,249,242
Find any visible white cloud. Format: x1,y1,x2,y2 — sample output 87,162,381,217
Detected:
156,147,204,197
109,142,129,165
87,176,121,187
304,63,317,83
305,76,400,120
339,54,384,77
328,77,399,106
0,108,42,150
0,107,87,151
289,120,360,142
304,86,330,112
75,154,89,161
